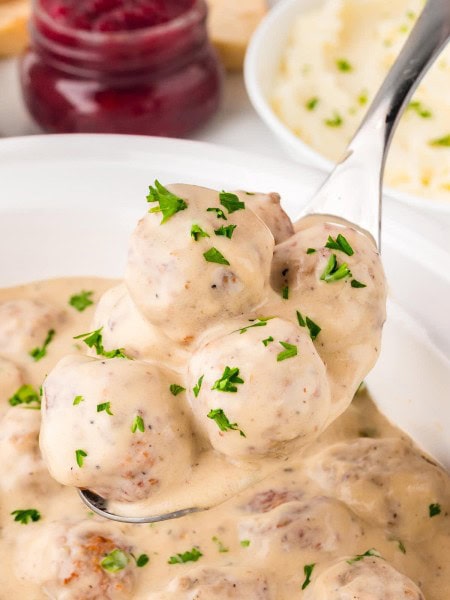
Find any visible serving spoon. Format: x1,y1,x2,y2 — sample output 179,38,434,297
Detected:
80,0,450,523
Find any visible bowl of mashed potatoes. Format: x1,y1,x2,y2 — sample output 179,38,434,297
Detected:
245,0,450,211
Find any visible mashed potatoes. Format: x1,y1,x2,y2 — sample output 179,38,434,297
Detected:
273,0,450,202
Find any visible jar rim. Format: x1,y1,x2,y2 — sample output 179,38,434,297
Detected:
33,0,207,45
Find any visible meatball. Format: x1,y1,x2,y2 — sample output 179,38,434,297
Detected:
0,356,24,417
16,520,136,600
304,556,424,600
148,566,274,599
187,317,330,459
92,283,187,367
234,190,294,244
125,184,274,343
306,437,450,541
238,496,364,561
40,355,194,502
0,298,66,356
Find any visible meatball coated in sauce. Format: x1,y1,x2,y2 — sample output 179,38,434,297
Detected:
304,556,424,600
125,184,275,344
306,437,450,541
235,190,295,244
187,318,330,459
17,520,136,600
40,355,194,502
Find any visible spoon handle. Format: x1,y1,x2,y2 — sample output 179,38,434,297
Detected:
302,0,450,245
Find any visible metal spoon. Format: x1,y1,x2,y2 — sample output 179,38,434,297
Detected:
80,0,450,523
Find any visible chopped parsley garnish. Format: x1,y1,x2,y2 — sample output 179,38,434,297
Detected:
347,548,381,564
74,327,129,359
408,100,432,118
207,408,246,437
135,554,149,567
69,290,93,312
296,311,321,340
429,503,441,517
75,449,87,468
170,384,186,396
235,316,273,334
11,508,41,524
306,97,319,111
358,89,368,105
262,336,274,346
219,191,245,213
100,549,129,573
193,375,204,398
351,279,367,288
73,395,84,405
306,247,316,254
131,415,145,433
397,540,406,554
336,58,353,72
147,180,188,224
191,224,210,241
168,547,203,564
97,401,113,415
8,384,41,409
429,134,450,147
207,207,227,220
212,366,244,393
214,224,237,239
203,247,230,265
212,536,229,553
240,539,250,547
320,254,351,282
325,233,354,256
282,286,289,299
277,341,298,362
301,563,315,590
29,329,55,362
324,112,343,127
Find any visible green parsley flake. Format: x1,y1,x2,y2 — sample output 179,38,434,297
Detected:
301,563,316,590
296,311,321,340
75,449,87,468
193,375,204,398
358,90,368,106
135,554,149,567
73,395,84,406
277,341,298,362
306,97,319,111
408,100,432,118
11,508,41,524
168,547,203,565
74,327,129,359
29,329,55,362
212,536,229,553
240,539,250,547
191,224,210,241
282,286,289,300
97,402,113,416
212,366,244,393
262,336,274,346
324,112,343,127
219,191,245,213
236,316,274,334
429,503,441,517
336,58,353,72
397,540,406,554
429,134,450,147
207,408,246,437
8,384,41,409
147,180,188,224
306,248,316,254
325,233,354,256
69,290,93,312
207,207,227,220
131,415,145,433
214,224,237,239
203,247,230,265
320,254,352,282
170,384,186,396
351,279,367,288
100,549,129,573
347,548,381,565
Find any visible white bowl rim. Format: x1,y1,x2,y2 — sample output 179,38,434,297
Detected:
244,0,450,215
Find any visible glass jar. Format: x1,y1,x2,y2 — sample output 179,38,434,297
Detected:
20,0,222,136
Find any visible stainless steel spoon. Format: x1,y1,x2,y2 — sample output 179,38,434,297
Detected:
80,0,450,523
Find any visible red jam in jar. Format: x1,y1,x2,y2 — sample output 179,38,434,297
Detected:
20,0,222,136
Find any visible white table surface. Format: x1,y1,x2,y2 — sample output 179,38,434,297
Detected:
1,56,449,255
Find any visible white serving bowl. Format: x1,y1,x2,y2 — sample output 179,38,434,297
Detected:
244,0,450,214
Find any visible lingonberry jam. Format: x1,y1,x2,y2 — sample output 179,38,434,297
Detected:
20,0,222,136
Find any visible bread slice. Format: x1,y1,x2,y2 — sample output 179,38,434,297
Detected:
0,0,30,57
